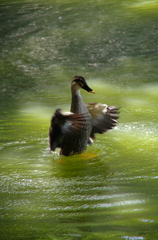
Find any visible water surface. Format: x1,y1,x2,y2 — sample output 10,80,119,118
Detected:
0,0,158,239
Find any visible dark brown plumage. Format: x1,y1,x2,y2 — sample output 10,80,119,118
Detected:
49,76,119,156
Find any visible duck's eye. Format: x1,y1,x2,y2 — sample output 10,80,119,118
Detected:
79,81,84,88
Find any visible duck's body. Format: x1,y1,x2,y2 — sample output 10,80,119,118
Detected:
49,76,119,156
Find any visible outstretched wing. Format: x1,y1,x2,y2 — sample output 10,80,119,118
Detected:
86,103,119,141
49,109,86,151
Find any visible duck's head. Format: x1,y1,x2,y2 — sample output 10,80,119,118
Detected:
71,76,95,93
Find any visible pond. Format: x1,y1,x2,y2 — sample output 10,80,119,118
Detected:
0,0,158,239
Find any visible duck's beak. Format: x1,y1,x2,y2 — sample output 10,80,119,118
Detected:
89,90,95,94
81,80,95,93
83,84,95,93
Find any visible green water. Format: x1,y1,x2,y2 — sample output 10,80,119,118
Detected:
0,0,158,239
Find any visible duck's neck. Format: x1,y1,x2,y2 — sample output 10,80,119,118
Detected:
71,89,88,114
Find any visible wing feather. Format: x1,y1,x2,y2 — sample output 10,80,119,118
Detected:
85,103,120,140
49,109,87,151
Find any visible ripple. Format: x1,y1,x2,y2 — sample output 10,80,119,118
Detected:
93,199,144,209
122,236,144,240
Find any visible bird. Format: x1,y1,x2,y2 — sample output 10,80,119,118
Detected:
49,76,119,156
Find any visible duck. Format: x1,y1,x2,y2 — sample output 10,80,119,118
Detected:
49,76,119,156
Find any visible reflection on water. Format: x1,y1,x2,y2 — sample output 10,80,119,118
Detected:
0,0,158,239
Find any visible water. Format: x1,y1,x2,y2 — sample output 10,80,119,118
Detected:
0,0,158,239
